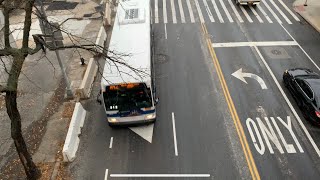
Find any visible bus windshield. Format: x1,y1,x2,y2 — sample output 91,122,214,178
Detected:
103,83,152,112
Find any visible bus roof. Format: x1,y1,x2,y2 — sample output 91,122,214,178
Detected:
101,0,151,89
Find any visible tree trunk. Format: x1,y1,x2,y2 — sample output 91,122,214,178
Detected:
5,55,40,180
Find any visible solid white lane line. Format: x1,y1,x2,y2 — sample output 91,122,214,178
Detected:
250,6,263,23
227,0,243,22
278,0,300,21
240,6,253,23
210,0,224,23
269,0,292,24
104,169,109,180
110,174,211,177
186,0,195,23
212,41,298,47
253,45,320,157
219,0,234,22
155,0,159,23
194,0,205,23
280,23,320,71
109,137,113,149
262,0,282,24
178,0,186,23
172,112,178,156
164,24,167,39
170,0,177,23
203,0,215,22
163,0,168,23
257,4,273,23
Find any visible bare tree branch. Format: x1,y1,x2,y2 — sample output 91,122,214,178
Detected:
22,0,35,50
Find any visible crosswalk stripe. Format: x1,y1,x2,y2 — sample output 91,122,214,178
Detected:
177,0,186,23
262,0,282,24
155,0,159,23
269,0,292,24
226,0,242,23
240,6,253,23
249,6,263,23
170,0,177,23
219,0,234,23
163,0,168,23
194,0,205,23
278,0,300,21
210,0,224,23
257,4,273,23
186,0,195,23
203,0,215,22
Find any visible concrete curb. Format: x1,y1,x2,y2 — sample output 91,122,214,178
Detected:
62,102,86,162
294,6,320,33
76,58,98,99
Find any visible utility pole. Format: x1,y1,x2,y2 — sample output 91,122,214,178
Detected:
37,0,74,98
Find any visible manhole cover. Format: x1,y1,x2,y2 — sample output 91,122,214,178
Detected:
263,47,291,59
271,49,282,55
46,1,78,11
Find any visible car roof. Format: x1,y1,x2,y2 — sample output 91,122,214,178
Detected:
289,68,318,77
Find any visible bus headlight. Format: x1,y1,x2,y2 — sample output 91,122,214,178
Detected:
145,114,156,120
109,118,117,122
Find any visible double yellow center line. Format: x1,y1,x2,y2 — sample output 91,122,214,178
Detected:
200,23,260,180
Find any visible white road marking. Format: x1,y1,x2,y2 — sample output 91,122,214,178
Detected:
170,0,177,23
110,174,211,177
253,45,320,157
231,68,267,89
104,169,109,180
109,137,113,149
257,4,273,23
178,0,186,23
269,0,292,24
212,41,298,47
194,0,205,23
247,118,265,155
164,24,167,39
219,0,234,22
250,6,263,23
203,0,215,22
155,0,159,23
278,0,300,21
163,0,168,23
240,6,253,23
227,0,243,23
262,0,282,24
280,23,320,71
172,112,178,156
186,0,195,23
210,0,224,23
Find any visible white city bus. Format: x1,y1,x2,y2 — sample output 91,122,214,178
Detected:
100,0,156,126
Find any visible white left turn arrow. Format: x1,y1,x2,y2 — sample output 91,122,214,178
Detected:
129,123,154,143
232,68,267,89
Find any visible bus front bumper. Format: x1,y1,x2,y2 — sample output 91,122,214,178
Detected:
107,114,156,126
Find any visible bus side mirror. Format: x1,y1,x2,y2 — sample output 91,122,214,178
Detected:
155,98,159,105
97,90,102,105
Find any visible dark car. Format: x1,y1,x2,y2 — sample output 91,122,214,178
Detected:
283,68,320,125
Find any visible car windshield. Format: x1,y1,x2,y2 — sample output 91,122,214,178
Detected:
103,83,152,112
304,78,320,108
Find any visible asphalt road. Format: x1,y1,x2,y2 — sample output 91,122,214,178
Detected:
70,0,320,179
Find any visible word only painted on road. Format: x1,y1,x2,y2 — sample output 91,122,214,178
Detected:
246,116,304,155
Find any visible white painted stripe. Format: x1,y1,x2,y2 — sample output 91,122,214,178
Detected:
170,0,177,24
278,0,300,21
219,0,234,22
212,41,298,47
203,0,215,22
210,0,224,23
104,169,109,180
163,0,168,23
257,4,273,23
186,0,195,23
109,137,113,149
227,0,242,23
110,174,211,177
172,112,178,156
240,6,253,23
178,0,186,23
250,6,263,23
253,45,320,157
269,0,292,24
262,0,282,24
155,0,159,23
194,0,205,23
164,23,167,39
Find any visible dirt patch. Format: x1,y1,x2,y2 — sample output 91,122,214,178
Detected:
62,102,75,119
0,95,5,110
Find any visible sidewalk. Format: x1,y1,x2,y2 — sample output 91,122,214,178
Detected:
294,0,320,33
